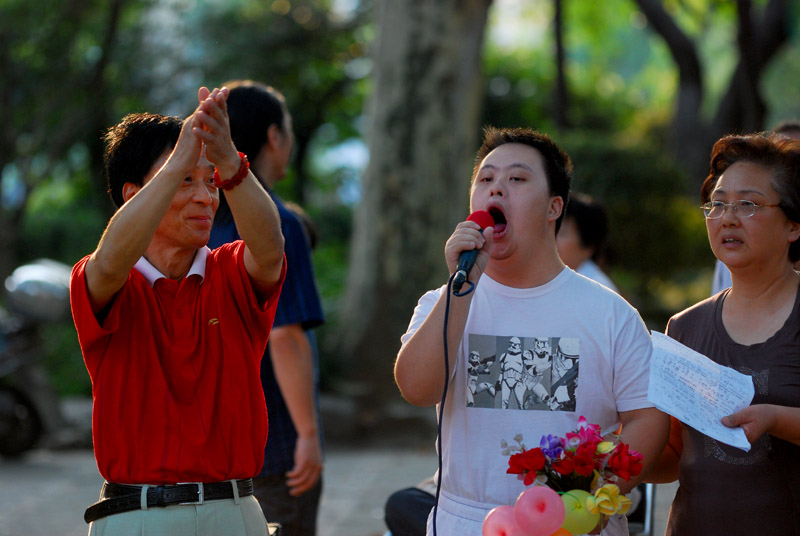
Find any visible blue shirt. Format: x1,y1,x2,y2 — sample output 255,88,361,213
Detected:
209,192,325,475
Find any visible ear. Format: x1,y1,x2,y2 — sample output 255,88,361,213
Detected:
547,196,564,224
267,123,286,151
266,124,284,151
122,182,141,204
788,219,800,244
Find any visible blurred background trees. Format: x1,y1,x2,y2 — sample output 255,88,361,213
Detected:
1,0,798,423
338,0,491,421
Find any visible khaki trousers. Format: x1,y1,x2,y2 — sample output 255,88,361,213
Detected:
88,484,268,536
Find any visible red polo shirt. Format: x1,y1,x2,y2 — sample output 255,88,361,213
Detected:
70,241,285,484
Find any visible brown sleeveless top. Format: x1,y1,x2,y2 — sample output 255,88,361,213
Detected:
665,286,800,535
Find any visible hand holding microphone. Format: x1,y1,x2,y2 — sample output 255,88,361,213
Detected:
450,210,495,295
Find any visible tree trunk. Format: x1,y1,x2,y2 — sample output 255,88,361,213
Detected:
634,0,792,187
339,0,491,424
633,0,706,182
709,0,791,142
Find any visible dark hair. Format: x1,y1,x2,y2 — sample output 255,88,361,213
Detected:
214,80,290,222
104,113,182,208
701,132,800,262
773,119,800,138
472,126,573,232
563,192,609,258
224,80,289,162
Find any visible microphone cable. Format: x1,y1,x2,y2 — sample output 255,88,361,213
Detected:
452,278,475,297
432,271,477,536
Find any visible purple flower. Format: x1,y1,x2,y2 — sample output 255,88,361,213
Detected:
539,434,563,459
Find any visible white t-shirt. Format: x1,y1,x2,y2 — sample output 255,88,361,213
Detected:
576,259,618,293
711,259,732,295
402,268,653,510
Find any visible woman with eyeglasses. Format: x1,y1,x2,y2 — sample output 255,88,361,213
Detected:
647,132,800,535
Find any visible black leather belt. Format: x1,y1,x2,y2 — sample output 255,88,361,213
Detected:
84,479,254,523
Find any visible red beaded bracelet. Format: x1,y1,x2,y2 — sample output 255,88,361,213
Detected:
213,152,250,190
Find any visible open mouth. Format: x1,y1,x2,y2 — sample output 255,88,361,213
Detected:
488,206,507,234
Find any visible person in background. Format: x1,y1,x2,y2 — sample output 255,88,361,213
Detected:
711,119,800,294
384,477,437,536
208,80,325,536
394,126,668,536
648,132,800,534
556,192,618,292
70,87,285,535
773,118,800,140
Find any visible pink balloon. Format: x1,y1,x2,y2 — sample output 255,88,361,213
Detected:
513,486,566,536
482,505,524,536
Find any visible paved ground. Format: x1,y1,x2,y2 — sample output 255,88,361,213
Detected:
0,397,677,536
0,446,677,536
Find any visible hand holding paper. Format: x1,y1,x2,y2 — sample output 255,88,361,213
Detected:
647,332,754,452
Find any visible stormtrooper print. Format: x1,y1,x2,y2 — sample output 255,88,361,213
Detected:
466,350,497,407
466,334,579,411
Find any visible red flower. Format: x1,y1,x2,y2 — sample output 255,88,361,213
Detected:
572,444,596,477
507,448,546,477
551,453,575,475
607,444,643,481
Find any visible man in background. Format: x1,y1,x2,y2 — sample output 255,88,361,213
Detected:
556,192,618,292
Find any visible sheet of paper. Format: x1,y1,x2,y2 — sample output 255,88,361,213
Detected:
648,331,754,452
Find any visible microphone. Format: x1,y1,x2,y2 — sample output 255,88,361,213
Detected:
452,210,495,294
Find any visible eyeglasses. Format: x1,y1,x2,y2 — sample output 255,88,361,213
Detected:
701,200,781,219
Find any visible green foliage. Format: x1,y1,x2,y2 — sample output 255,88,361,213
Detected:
19,171,105,266
481,0,675,135
565,0,676,119
481,47,559,133
40,323,91,396
562,131,713,325
1,0,153,147
191,0,372,198
763,31,800,124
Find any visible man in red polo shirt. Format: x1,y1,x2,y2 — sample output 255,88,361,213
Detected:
70,87,285,535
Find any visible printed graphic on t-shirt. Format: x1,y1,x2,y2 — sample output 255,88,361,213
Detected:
466,334,579,411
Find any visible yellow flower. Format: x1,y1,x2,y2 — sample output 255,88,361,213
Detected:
596,441,616,454
590,470,600,490
587,484,632,516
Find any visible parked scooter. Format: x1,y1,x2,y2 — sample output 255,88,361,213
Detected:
0,259,74,457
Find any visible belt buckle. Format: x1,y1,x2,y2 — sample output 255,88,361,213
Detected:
178,482,204,505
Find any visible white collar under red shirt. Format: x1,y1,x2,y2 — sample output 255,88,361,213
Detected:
133,246,210,287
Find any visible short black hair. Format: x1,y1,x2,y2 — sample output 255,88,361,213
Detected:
772,119,800,137
563,192,609,257
472,126,573,232
224,80,289,164
103,113,182,208
213,80,290,223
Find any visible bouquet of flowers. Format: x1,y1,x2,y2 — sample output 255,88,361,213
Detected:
482,417,643,536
